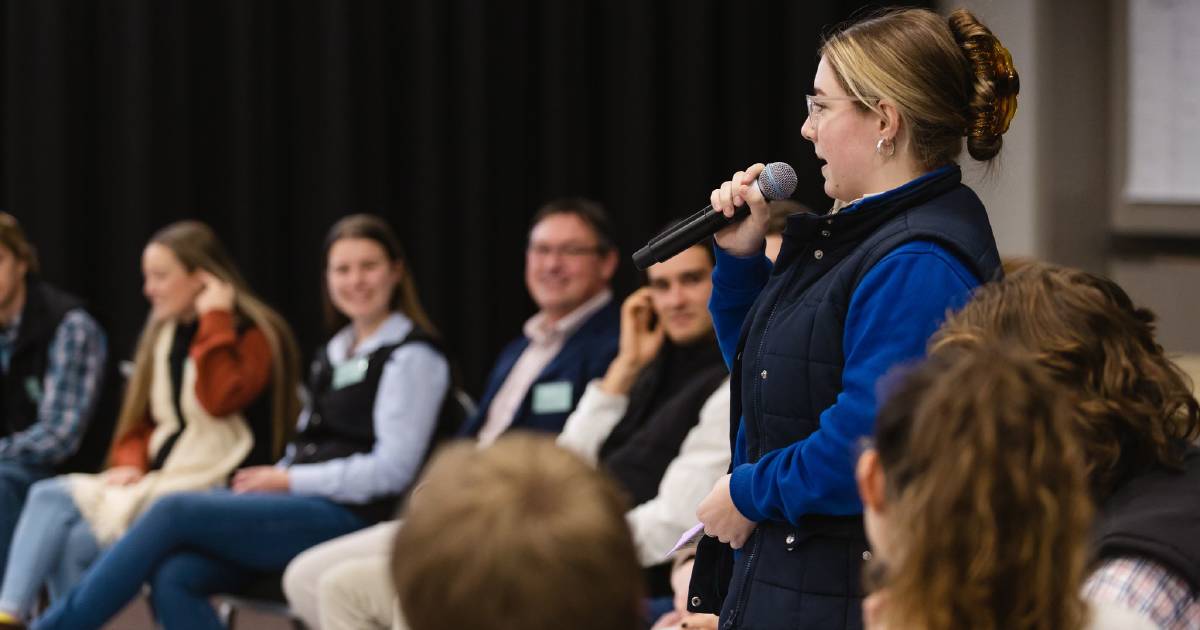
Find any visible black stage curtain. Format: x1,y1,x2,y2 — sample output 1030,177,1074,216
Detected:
0,0,926,394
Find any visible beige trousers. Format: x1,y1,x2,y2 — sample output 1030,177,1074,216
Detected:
283,520,404,630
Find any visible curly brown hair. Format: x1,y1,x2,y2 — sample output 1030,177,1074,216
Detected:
931,262,1200,499
873,344,1092,630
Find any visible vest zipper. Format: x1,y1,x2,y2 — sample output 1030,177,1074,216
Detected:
725,284,785,628
735,242,826,626
723,531,761,628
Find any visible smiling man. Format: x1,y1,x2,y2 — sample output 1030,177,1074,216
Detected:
462,197,622,444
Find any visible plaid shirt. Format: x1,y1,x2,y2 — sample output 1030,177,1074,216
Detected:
0,308,107,465
1084,556,1200,630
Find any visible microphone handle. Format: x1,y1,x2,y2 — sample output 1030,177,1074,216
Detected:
632,204,749,270
648,205,712,247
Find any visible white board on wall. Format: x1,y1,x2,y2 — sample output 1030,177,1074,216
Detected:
1123,0,1200,205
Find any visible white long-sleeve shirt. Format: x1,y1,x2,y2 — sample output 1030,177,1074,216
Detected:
557,378,731,566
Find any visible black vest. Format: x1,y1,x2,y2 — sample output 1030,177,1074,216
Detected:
599,337,727,507
292,328,456,522
692,166,1001,629
1,280,86,440
1093,446,1200,593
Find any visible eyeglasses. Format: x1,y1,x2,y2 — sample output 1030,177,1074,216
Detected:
527,243,604,258
805,94,879,122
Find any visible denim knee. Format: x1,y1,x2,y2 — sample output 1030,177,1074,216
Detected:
148,555,191,595
140,492,207,525
24,477,73,511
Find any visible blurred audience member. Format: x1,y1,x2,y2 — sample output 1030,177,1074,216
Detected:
392,434,644,630
0,220,299,627
459,197,621,444
932,262,1200,629
26,215,449,630
0,213,107,587
857,344,1153,630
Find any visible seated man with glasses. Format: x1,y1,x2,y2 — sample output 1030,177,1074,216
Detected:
461,196,622,443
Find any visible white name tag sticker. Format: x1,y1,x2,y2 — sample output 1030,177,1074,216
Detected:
332,358,370,390
531,381,573,414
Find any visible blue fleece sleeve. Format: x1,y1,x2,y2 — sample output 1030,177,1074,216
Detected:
708,243,773,370
728,241,979,522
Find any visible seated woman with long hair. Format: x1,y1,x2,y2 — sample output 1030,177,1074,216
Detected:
0,221,301,627
855,344,1154,630
931,261,1200,628
26,214,452,630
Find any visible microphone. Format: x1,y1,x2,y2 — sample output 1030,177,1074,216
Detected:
632,162,797,270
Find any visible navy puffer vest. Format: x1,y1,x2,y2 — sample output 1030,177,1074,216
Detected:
691,166,1001,629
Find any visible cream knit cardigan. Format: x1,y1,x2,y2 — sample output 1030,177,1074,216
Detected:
67,320,255,545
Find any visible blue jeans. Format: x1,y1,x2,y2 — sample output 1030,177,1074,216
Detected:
0,461,52,586
0,476,101,618
34,490,369,630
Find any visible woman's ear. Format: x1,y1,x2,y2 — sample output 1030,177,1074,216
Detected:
856,449,888,514
876,99,902,142
188,268,211,294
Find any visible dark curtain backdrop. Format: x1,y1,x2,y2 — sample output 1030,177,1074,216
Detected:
0,0,926,394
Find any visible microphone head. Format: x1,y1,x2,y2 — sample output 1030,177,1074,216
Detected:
759,162,798,201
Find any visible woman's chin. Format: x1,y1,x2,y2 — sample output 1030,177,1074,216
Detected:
339,305,386,324
823,182,838,201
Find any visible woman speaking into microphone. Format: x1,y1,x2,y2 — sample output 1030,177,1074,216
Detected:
689,8,1018,629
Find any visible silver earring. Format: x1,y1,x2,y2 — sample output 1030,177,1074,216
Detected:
875,137,895,157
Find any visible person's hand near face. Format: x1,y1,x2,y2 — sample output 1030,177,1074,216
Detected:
600,287,666,395
194,271,236,316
